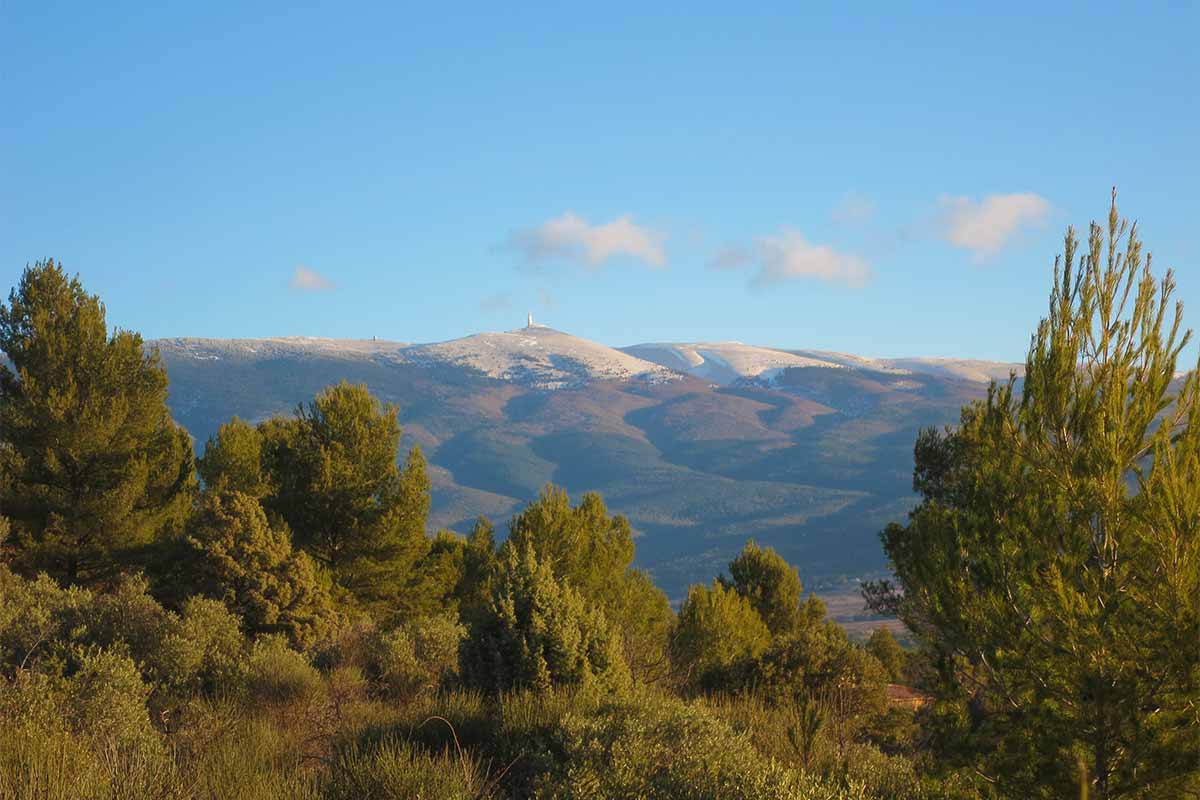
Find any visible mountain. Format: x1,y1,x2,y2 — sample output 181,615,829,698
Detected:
407,326,674,388
622,341,1024,385
152,325,1012,598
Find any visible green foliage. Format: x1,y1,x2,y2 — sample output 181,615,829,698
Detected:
0,564,248,701
264,381,404,569
865,627,906,683
0,655,176,800
725,539,807,636
537,694,837,799
197,416,271,497
0,261,195,585
325,738,485,800
363,614,465,699
449,517,497,622
168,596,248,695
870,195,1200,798
670,580,771,692
244,634,322,704
507,485,673,681
461,543,630,694
184,490,334,649
734,623,887,710
258,383,438,616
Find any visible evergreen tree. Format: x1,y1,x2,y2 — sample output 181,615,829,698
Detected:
459,516,497,612
183,491,333,649
256,382,432,614
196,417,269,497
461,542,630,694
507,486,673,682
864,627,906,684
669,581,770,692
263,381,404,569
868,195,1200,799
723,540,807,637
0,261,194,585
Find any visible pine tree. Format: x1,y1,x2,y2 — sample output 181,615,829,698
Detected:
264,381,405,570
184,491,333,649
864,627,906,684
669,580,771,692
0,261,194,585
868,194,1200,799
256,382,433,614
723,540,807,637
197,417,270,497
507,485,673,682
461,542,630,694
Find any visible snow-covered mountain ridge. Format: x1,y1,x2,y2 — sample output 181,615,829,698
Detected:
150,324,1023,389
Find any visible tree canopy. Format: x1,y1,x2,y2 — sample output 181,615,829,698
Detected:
0,261,194,585
868,195,1200,799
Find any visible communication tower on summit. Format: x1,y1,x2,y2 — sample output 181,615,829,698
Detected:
527,312,534,328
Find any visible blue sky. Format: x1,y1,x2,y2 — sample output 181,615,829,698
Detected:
3,2,1197,362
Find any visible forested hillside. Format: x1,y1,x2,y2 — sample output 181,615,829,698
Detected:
153,333,997,597
0,197,1195,799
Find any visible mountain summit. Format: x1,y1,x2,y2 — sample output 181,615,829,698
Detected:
406,326,674,389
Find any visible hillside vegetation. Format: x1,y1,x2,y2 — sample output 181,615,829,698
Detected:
152,330,994,599
0,196,1195,799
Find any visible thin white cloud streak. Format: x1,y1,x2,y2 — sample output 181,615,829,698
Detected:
507,212,667,269
289,265,336,291
710,230,871,288
939,193,1051,260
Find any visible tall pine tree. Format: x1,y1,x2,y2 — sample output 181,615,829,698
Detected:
0,261,194,585
868,194,1200,799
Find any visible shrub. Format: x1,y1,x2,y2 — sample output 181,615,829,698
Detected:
0,650,176,800
533,693,859,800
0,566,255,704
184,490,335,650
365,613,465,699
325,738,483,800
461,543,630,694
245,635,322,704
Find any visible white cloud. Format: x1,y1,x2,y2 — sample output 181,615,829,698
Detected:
508,212,667,269
289,265,336,291
939,193,1051,260
710,230,871,288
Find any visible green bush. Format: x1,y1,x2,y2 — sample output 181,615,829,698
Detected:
325,738,483,800
461,543,630,694
184,490,335,650
0,650,176,800
364,613,465,699
244,635,322,704
532,693,858,800
168,596,248,695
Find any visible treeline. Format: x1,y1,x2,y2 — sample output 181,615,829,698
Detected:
0,195,1196,800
